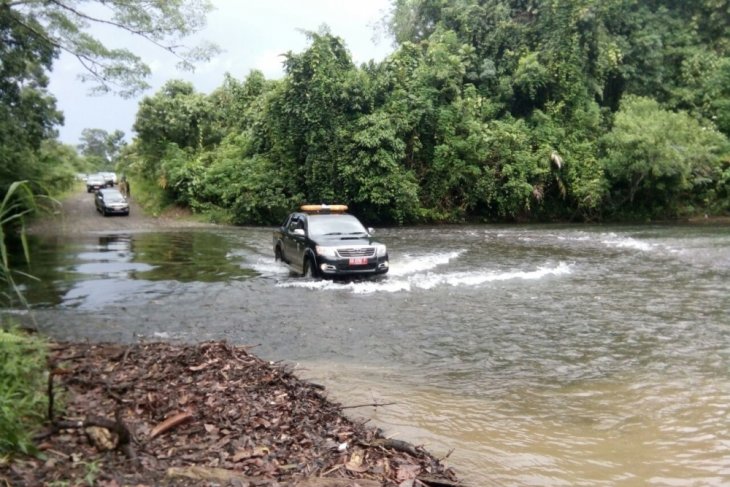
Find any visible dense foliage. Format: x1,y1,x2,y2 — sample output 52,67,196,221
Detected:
0,2,64,197
0,0,216,204
128,0,730,223
1,0,729,223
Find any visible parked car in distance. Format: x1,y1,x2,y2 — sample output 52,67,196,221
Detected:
273,204,389,278
95,188,130,216
100,172,117,187
86,173,106,192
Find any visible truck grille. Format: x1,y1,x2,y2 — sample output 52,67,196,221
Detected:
337,247,375,257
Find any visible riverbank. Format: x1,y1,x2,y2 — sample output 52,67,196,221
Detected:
2,340,460,486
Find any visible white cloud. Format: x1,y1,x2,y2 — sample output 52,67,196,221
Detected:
253,49,288,79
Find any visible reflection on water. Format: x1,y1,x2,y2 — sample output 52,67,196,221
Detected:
5,224,730,485
11,231,257,309
132,232,258,282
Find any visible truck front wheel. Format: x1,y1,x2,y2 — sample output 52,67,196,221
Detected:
303,258,316,278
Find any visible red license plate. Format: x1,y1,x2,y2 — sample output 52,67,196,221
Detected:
349,257,368,266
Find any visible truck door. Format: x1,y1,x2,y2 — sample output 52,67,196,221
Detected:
284,215,306,273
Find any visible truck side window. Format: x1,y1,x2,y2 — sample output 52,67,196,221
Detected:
288,217,300,232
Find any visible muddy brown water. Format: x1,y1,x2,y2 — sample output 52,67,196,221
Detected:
6,188,730,485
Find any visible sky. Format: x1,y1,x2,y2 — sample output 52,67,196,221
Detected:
48,0,395,146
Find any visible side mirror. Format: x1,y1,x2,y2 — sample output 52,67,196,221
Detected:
367,227,375,235
293,228,305,236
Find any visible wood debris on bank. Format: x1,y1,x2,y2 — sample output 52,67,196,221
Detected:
1,341,462,486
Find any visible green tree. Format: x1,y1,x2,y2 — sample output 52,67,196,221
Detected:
343,111,420,224
133,80,221,185
4,0,219,98
209,71,275,135
197,134,291,224
0,4,63,198
270,29,364,203
601,96,729,218
77,128,126,170
669,50,730,137
532,102,607,221
36,140,85,193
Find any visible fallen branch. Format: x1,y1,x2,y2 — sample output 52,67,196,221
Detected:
287,478,382,486
415,474,464,487
45,365,77,423
149,411,194,439
47,366,56,423
119,344,134,367
438,448,455,462
166,466,268,485
364,438,422,457
113,408,135,460
166,466,382,486
341,401,396,410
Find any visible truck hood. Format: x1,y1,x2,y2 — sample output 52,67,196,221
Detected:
312,235,380,247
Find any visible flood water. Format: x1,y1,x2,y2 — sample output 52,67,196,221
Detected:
5,224,730,485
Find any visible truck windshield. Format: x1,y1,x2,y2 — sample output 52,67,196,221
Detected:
308,214,367,238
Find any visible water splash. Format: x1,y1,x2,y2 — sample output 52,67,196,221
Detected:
276,261,572,294
388,250,466,276
249,257,291,276
413,262,573,290
601,234,655,251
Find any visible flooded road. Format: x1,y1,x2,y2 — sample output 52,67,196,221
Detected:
6,223,730,485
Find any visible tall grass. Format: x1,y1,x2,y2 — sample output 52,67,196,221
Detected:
0,181,38,307
0,181,49,455
0,328,48,455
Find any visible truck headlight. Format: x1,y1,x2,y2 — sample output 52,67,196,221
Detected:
375,244,387,257
316,246,338,258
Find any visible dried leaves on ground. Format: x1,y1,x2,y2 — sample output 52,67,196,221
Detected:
1,341,462,486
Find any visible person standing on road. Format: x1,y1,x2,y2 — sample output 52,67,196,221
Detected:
119,176,129,198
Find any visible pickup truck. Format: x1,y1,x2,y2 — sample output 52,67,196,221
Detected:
85,173,106,192
273,205,389,278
